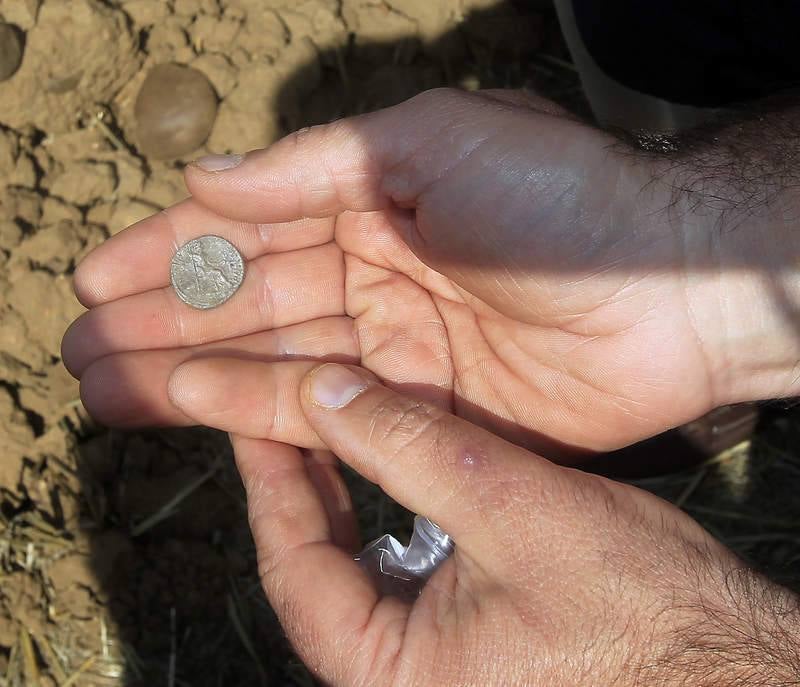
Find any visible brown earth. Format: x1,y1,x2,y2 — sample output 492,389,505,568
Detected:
1,1,799,686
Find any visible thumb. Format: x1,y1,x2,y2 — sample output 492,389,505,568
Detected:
183,88,499,224
299,363,562,556
183,88,585,228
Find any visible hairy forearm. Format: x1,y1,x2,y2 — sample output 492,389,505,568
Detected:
623,97,800,406
642,567,800,686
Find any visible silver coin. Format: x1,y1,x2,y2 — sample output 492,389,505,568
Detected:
170,235,245,309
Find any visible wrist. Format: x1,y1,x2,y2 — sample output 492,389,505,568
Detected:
677,179,800,406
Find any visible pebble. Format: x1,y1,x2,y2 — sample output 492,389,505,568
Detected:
134,63,218,160
0,24,24,82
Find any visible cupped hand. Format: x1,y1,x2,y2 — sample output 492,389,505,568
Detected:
63,88,725,456
216,363,800,686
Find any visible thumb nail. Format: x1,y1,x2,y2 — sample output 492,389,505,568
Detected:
193,153,245,172
309,364,369,409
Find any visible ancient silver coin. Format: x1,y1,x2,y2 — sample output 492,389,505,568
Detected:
170,235,245,309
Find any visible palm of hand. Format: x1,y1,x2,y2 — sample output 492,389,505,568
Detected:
62,89,714,456
338,197,711,455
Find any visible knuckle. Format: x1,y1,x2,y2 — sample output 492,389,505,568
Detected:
251,260,276,327
368,395,443,459
471,471,528,518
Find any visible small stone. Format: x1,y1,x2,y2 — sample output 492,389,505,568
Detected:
135,63,218,160
0,23,23,81
0,1,141,133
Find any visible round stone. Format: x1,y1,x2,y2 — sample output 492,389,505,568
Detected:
170,235,245,310
135,63,218,160
0,24,24,82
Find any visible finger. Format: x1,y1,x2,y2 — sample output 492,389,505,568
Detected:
299,363,561,550
75,198,336,307
80,317,357,428
231,436,407,682
184,88,526,223
302,448,360,553
166,359,331,448
62,242,345,377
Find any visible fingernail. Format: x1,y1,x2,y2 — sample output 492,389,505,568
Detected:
309,364,368,409
193,153,245,172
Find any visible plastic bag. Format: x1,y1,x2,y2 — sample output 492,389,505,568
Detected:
354,516,454,600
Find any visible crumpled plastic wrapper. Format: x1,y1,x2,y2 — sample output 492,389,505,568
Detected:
354,516,454,600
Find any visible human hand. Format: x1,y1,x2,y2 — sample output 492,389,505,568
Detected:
62,88,800,457
213,362,800,686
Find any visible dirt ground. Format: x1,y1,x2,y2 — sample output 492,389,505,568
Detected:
1,1,800,685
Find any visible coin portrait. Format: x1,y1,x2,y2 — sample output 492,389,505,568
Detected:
170,235,245,309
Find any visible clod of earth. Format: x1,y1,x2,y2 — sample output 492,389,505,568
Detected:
134,62,218,160
0,23,24,81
